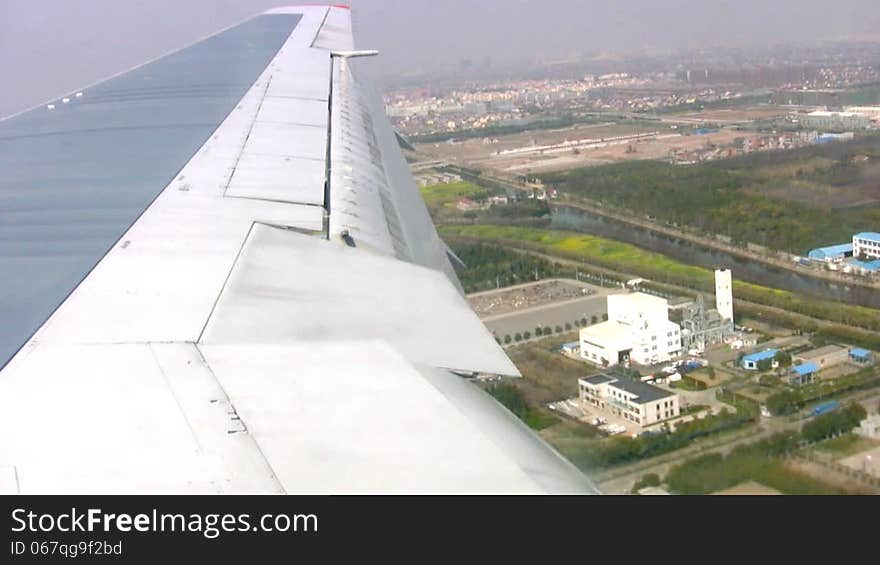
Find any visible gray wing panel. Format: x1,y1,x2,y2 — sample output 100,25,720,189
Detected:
0,14,302,369
327,58,461,290
361,77,461,287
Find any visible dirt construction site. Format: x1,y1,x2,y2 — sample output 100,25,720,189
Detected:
416,121,747,174
467,279,625,339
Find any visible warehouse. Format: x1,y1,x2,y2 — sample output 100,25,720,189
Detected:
807,243,853,262
792,344,849,370
741,349,778,370
800,111,871,130
850,259,880,274
580,321,634,367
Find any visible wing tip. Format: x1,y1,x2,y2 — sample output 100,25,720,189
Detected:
264,4,350,15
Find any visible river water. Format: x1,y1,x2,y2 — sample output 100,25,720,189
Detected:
550,205,880,309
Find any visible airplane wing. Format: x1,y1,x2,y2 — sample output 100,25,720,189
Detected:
0,5,596,494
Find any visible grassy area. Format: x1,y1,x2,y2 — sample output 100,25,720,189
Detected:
483,382,559,431
665,433,849,494
504,334,590,405
439,224,880,334
805,433,880,459
668,452,841,494
441,223,709,281
671,377,705,391
419,181,487,208
478,334,597,434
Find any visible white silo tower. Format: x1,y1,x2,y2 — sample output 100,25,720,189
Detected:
715,269,734,322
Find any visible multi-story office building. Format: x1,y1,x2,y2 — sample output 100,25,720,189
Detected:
578,373,680,426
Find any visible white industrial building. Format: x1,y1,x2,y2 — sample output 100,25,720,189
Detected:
579,293,681,367
578,374,680,427
800,111,871,130
853,232,880,260
844,106,880,120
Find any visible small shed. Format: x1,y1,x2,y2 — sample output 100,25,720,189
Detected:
789,362,818,385
741,349,778,370
849,348,874,365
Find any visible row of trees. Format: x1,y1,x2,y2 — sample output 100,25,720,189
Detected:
449,242,565,293
766,366,880,415
484,383,558,430
801,404,867,443
495,314,608,345
570,407,754,469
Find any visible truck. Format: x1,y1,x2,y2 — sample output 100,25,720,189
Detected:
810,400,840,418
679,360,703,374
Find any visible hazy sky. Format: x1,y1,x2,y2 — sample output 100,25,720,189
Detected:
2,0,880,117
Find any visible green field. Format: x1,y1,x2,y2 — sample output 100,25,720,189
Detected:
666,452,841,494
441,224,708,280
419,181,487,208
805,433,880,459
664,433,852,494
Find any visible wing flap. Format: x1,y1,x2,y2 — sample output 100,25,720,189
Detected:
200,223,519,377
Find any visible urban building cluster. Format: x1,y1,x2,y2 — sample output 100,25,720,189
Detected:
669,128,859,165
414,171,460,187
384,76,756,137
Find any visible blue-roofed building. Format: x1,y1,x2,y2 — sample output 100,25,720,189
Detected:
789,362,819,385
849,348,875,365
850,259,880,273
560,341,579,355
741,348,779,370
807,243,852,262
853,232,880,261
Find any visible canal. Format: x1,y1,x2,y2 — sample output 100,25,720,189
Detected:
550,204,880,309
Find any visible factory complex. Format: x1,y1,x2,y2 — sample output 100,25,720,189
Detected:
807,232,880,274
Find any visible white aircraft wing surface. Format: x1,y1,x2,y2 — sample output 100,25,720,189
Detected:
0,5,596,494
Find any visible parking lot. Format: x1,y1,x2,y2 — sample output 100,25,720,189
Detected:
549,397,642,437
468,278,624,340
469,279,601,317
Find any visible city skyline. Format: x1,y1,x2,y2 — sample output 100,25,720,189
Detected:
4,0,880,117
